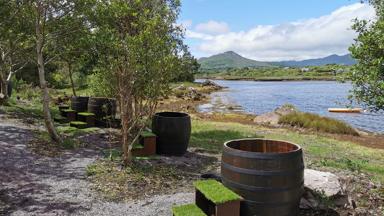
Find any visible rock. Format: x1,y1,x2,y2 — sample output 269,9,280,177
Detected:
173,84,186,91
253,104,297,126
300,169,349,210
304,169,342,197
201,80,223,90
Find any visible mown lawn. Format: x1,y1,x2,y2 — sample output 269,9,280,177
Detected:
190,119,384,183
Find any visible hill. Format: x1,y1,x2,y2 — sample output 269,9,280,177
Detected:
198,51,273,70
198,51,356,70
274,54,356,67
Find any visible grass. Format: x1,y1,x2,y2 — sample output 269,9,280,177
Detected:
191,119,384,182
278,112,358,135
194,180,242,204
140,131,156,138
172,204,206,216
78,112,95,116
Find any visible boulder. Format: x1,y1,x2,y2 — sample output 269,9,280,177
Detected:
253,104,297,126
304,169,342,197
300,169,349,210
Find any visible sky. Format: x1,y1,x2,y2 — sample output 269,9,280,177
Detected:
179,0,376,61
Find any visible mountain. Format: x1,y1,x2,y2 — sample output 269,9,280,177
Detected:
198,51,273,70
273,54,356,67
198,51,356,70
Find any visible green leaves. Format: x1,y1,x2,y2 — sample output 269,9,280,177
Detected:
349,3,384,111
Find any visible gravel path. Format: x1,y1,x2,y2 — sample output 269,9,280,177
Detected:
0,116,193,216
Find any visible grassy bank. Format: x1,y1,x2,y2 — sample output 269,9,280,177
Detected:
190,118,384,182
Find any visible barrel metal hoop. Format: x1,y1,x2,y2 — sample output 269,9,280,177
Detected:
223,148,302,160
222,161,304,176
222,177,304,192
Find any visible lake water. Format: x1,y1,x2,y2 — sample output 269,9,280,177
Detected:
198,79,384,134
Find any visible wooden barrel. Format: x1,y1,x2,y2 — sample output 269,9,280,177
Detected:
221,139,304,216
152,112,191,156
87,97,116,119
71,96,89,112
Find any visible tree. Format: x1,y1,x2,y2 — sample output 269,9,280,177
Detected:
173,49,200,82
20,0,91,142
54,7,92,96
91,0,184,165
349,0,384,111
0,1,29,103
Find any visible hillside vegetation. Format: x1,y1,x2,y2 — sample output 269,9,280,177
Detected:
197,65,350,81
198,51,356,71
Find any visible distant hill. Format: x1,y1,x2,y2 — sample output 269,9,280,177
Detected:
198,51,356,70
198,51,273,70
273,54,356,67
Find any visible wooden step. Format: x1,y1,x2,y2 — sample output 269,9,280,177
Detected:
172,204,206,216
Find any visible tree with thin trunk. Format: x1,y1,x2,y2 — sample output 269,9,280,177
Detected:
0,1,29,104
20,0,90,142
91,0,185,165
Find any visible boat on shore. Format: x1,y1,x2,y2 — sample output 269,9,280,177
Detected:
328,108,363,113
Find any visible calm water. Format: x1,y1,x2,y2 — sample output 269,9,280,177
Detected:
198,80,384,133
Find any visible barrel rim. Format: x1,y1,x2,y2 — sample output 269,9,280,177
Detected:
71,96,90,99
223,138,302,156
154,111,190,119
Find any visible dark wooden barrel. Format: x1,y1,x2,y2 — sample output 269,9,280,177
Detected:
71,96,89,112
152,112,191,156
87,97,116,119
221,139,304,216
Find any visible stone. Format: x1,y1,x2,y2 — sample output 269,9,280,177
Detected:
304,169,342,197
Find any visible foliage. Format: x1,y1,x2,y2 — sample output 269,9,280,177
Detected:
90,0,186,164
87,70,117,97
194,180,241,204
278,112,358,135
172,50,200,82
349,9,384,111
0,1,30,102
198,65,349,81
172,204,206,216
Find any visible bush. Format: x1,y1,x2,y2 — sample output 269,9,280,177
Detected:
278,112,358,135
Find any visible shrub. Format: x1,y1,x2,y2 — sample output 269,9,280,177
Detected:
278,112,358,135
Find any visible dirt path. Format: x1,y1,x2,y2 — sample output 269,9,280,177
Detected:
0,115,193,216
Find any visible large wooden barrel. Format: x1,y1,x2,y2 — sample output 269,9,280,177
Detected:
87,97,116,119
221,139,304,216
71,96,89,112
152,112,191,156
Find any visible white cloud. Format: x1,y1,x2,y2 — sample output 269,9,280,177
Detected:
194,20,230,35
186,3,376,61
180,19,193,29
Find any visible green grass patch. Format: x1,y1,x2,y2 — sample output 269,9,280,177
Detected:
191,119,384,183
140,131,156,138
78,112,95,116
172,204,206,216
279,112,358,135
194,180,242,204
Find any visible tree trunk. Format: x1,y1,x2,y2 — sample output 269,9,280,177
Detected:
35,11,62,143
67,62,76,96
0,76,8,104
120,91,133,165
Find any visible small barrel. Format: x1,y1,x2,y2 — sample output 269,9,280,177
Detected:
87,97,116,119
221,139,304,216
71,96,89,112
152,112,191,156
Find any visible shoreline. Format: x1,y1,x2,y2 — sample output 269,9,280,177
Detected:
196,76,339,82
